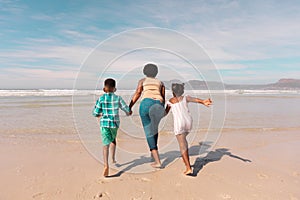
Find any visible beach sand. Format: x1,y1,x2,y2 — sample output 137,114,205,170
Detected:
1,94,300,199
1,128,299,200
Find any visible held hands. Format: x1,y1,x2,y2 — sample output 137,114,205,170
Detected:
126,110,133,116
203,98,213,107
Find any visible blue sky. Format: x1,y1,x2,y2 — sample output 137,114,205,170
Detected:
1,0,300,89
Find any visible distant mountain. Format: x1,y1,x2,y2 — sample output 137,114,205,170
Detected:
162,78,300,90
266,79,300,89
163,79,224,90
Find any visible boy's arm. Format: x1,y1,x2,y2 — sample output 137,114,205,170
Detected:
119,96,132,115
92,99,103,117
186,96,212,107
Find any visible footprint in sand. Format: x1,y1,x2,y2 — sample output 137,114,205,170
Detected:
15,165,23,175
131,191,152,200
93,192,110,200
141,177,151,182
257,173,269,179
134,177,151,182
96,179,109,184
292,171,299,177
219,193,232,199
32,192,44,199
175,182,182,187
289,195,299,200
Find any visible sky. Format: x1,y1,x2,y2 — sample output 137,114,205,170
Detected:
1,0,300,89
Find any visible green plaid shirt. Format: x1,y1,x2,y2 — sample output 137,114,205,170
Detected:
93,93,130,128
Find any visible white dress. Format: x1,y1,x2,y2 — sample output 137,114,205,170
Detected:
167,96,193,135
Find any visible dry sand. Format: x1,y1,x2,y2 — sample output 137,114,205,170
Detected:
1,128,299,200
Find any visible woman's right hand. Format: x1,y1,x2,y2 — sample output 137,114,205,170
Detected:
129,79,144,108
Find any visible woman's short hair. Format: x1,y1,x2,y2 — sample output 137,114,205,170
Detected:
143,63,158,77
172,83,185,97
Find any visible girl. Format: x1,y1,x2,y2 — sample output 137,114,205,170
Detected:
165,83,212,175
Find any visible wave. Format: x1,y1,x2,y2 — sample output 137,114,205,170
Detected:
0,89,299,97
0,89,97,97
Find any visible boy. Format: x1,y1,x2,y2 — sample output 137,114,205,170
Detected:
93,78,132,177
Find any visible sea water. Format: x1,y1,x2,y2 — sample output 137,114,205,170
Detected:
1,89,299,135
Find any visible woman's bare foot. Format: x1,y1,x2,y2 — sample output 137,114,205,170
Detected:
150,153,154,162
184,168,193,175
151,162,162,168
103,166,109,177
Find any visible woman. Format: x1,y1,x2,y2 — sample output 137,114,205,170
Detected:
129,63,165,168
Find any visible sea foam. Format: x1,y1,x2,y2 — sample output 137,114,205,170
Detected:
0,89,299,97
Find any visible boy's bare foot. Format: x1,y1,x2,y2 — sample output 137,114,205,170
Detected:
151,162,162,168
184,168,193,175
103,166,109,177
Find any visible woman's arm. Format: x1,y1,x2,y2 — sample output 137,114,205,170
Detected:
186,96,212,107
160,83,165,104
129,79,144,109
165,104,171,115
165,97,176,115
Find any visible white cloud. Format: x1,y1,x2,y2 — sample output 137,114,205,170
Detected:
137,1,300,61
0,0,26,14
0,44,93,66
0,67,78,89
30,13,65,21
4,67,77,79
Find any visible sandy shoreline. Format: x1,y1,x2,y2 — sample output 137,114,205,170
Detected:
1,128,299,200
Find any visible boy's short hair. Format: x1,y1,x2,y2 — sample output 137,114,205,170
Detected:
143,63,158,77
104,78,116,88
172,83,185,97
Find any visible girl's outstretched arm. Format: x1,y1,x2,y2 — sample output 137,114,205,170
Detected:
186,96,212,107
129,79,144,109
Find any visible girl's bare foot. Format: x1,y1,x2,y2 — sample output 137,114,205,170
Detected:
103,166,109,177
184,168,193,175
151,162,162,168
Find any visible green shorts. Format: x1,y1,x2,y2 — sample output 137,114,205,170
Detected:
100,127,118,146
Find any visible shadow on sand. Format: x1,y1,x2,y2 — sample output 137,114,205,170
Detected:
191,147,252,177
108,141,251,178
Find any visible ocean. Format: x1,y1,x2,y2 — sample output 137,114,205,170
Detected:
1,89,299,135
